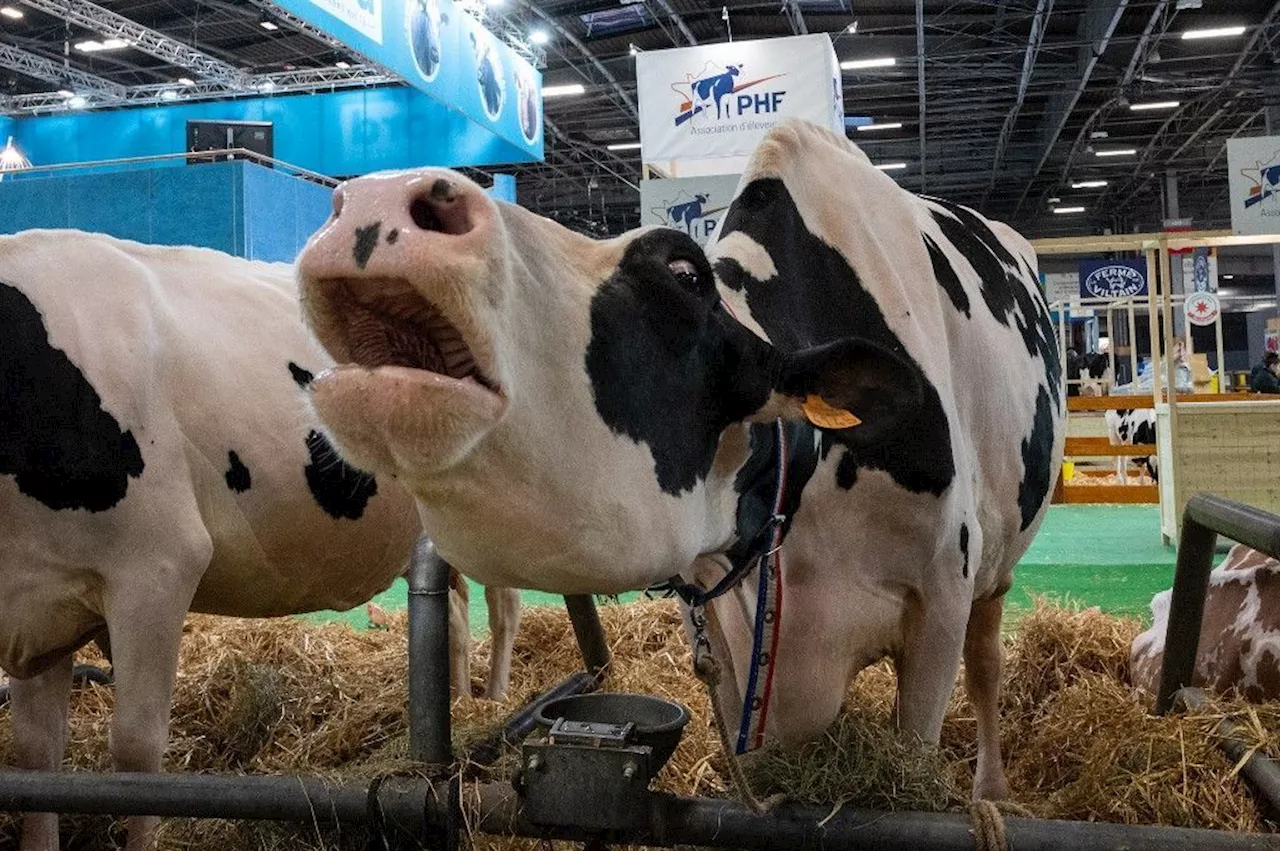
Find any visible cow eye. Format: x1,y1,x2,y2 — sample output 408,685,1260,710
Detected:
668,259,700,288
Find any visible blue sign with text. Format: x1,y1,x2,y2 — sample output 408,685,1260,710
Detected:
1079,258,1148,299
270,0,542,161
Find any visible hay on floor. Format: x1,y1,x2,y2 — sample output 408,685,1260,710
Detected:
1,598,1278,849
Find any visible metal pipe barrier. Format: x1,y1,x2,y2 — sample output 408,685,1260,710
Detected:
1177,687,1280,819
0,148,339,186
1155,494,1280,715
2,771,1279,851
406,537,452,765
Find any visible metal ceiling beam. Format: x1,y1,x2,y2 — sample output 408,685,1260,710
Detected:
982,0,1052,207
0,42,125,96
649,0,697,45
17,0,251,86
1008,0,1130,217
782,0,808,36
1,64,396,113
916,0,926,192
516,0,637,122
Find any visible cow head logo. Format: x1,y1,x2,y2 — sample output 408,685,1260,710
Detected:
1241,149,1280,210
515,65,540,144
670,61,785,127
651,191,727,243
470,31,505,121
406,0,445,83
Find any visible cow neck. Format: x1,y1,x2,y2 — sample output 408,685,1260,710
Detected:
654,418,820,609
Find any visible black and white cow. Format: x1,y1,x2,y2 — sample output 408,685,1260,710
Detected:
298,120,1065,801
0,231,519,851
1104,408,1158,482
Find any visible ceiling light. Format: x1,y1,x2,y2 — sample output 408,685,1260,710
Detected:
1181,25,1246,39
56,88,73,98
607,141,641,151
260,18,279,30
1052,206,1085,214
0,6,24,18
1129,100,1180,111
529,28,549,45
856,121,903,132
1223,274,1235,280
101,38,128,49
67,95,87,108
845,21,858,33
629,43,639,55
874,162,907,171
74,40,103,51
841,56,895,70
1071,180,1108,188
258,80,276,92
542,83,584,97
1048,196,1061,203
75,38,128,52
1095,148,1137,157
159,89,177,101
178,77,195,86
334,60,350,68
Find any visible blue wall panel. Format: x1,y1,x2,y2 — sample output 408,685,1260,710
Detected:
64,171,157,246
0,176,71,232
241,164,332,263
10,88,534,179
148,163,240,252
0,116,14,144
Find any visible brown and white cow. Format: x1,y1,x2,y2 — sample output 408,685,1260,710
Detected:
1132,543,1280,701
298,120,1065,800
0,230,519,851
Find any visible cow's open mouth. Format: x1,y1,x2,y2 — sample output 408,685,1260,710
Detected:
325,278,498,393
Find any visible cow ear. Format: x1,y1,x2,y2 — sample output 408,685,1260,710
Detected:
757,338,925,440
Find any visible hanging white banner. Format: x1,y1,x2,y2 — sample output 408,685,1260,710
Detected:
636,34,843,166
1227,135,1280,235
639,174,742,247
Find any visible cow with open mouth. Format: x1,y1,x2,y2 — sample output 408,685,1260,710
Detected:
298,119,1064,801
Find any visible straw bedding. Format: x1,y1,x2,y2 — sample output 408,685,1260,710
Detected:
1,599,1277,849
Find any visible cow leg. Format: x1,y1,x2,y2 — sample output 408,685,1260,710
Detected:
448,576,471,699
963,594,1009,801
893,597,968,751
11,654,74,851
103,584,198,851
483,587,520,701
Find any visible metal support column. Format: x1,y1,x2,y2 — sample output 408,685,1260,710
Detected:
406,536,452,764
564,594,611,676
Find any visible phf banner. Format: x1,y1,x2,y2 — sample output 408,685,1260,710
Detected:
1079,258,1148,299
1227,135,1280,235
635,34,844,166
639,174,741,247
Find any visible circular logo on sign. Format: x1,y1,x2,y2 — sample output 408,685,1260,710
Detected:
406,0,443,82
1083,264,1146,299
1185,292,1221,326
470,31,505,121
515,65,539,143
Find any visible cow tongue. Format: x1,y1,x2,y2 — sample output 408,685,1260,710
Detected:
345,290,482,383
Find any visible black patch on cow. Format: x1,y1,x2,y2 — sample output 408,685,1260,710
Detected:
715,178,955,496
0,281,145,512
729,421,821,569
960,523,970,578
303,429,378,519
925,197,1060,408
353,222,381,270
386,227,400,245
922,233,970,318
1018,387,1055,530
225,451,251,493
584,229,777,496
288,361,315,389
1116,410,1132,441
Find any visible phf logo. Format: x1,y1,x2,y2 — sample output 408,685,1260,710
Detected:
653,192,728,243
1242,148,1280,209
671,61,785,127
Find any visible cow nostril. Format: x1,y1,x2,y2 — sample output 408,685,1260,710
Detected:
410,198,441,232
331,188,344,219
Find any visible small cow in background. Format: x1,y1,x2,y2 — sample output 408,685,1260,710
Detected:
0,230,519,851
1132,543,1280,701
1065,349,1110,397
1104,408,1158,483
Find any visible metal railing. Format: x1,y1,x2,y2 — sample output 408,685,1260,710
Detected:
0,148,339,188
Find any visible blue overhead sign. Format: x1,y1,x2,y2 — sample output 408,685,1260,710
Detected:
1078,258,1148,300
270,0,542,162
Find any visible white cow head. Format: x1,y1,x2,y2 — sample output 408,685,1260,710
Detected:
297,165,923,595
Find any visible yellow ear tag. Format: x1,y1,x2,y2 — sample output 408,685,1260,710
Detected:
802,395,862,429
